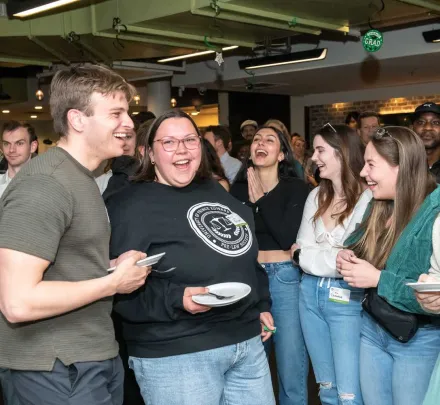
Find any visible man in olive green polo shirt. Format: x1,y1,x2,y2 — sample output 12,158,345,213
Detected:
0,65,150,405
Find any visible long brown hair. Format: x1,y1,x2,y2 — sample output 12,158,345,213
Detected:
351,126,436,268
202,138,229,184
313,124,365,225
132,109,212,183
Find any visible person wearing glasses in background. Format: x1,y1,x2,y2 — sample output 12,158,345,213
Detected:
357,112,381,146
105,109,275,405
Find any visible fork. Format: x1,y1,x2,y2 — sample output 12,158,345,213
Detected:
205,291,234,300
152,267,176,274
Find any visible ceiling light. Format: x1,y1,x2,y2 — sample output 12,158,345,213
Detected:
158,46,238,63
191,111,200,116
36,89,44,101
423,29,440,43
2,110,10,114
131,112,139,115
238,48,327,70
30,115,38,119
133,95,140,105
171,98,177,108
12,0,80,18
35,106,43,110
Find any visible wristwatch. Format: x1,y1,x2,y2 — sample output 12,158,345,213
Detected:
292,249,301,266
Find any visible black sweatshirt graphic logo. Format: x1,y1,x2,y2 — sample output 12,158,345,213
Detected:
187,202,253,257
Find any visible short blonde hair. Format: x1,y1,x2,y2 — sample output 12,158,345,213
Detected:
50,64,137,136
264,119,289,138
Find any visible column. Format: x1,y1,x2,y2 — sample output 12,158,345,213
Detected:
218,91,229,126
146,80,171,117
290,96,306,137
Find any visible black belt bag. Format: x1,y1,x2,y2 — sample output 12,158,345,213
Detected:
362,289,419,343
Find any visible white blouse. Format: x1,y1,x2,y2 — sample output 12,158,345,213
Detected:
297,187,372,278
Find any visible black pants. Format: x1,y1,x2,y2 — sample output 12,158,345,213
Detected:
0,368,19,405
113,312,144,405
10,357,123,405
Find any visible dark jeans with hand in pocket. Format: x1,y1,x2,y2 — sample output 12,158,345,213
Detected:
10,356,124,405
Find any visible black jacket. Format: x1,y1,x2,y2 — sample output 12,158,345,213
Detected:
106,179,270,358
431,160,440,184
102,156,139,201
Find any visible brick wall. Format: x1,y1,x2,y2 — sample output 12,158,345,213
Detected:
308,95,440,137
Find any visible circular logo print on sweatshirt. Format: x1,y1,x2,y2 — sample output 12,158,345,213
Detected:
187,202,253,257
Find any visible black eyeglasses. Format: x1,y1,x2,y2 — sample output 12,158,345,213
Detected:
153,135,201,152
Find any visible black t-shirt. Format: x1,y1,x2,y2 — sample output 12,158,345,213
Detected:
230,177,309,251
106,179,270,358
430,159,440,183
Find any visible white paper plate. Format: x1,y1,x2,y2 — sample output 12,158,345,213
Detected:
192,282,251,307
107,252,166,272
406,282,440,292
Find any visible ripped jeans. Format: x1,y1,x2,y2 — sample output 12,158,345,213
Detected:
299,274,364,405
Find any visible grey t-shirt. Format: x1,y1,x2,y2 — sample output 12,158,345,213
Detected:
0,147,118,371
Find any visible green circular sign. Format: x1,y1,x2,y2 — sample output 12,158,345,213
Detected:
362,29,383,52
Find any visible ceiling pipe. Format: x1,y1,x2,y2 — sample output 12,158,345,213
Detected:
0,55,52,67
217,2,360,35
397,0,440,12
112,60,186,73
90,4,219,52
190,1,321,36
125,25,255,48
93,31,206,50
28,36,71,65
77,41,112,66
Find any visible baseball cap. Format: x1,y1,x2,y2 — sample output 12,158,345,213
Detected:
240,119,258,131
413,102,440,121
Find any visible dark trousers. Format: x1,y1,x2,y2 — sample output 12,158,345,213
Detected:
113,312,144,405
0,368,20,405
10,357,123,405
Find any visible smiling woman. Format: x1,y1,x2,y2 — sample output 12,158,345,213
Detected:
230,125,310,405
105,109,276,405
340,126,440,405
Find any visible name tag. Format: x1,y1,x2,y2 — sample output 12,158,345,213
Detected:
329,287,351,304
226,213,247,227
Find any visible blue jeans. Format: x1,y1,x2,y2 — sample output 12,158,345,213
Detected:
0,368,20,405
360,312,440,405
262,261,308,405
299,274,364,405
129,335,275,405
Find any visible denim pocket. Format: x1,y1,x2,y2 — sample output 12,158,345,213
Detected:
335,278,364,293
275,264,300,284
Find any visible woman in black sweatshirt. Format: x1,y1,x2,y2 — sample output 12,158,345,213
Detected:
106,110,275,405
230,126,309,405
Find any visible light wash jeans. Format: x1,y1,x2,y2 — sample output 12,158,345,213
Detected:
299,274,364,405
129,335,275,405
262,261,308,405
0,367,20,405
360,312,440,405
